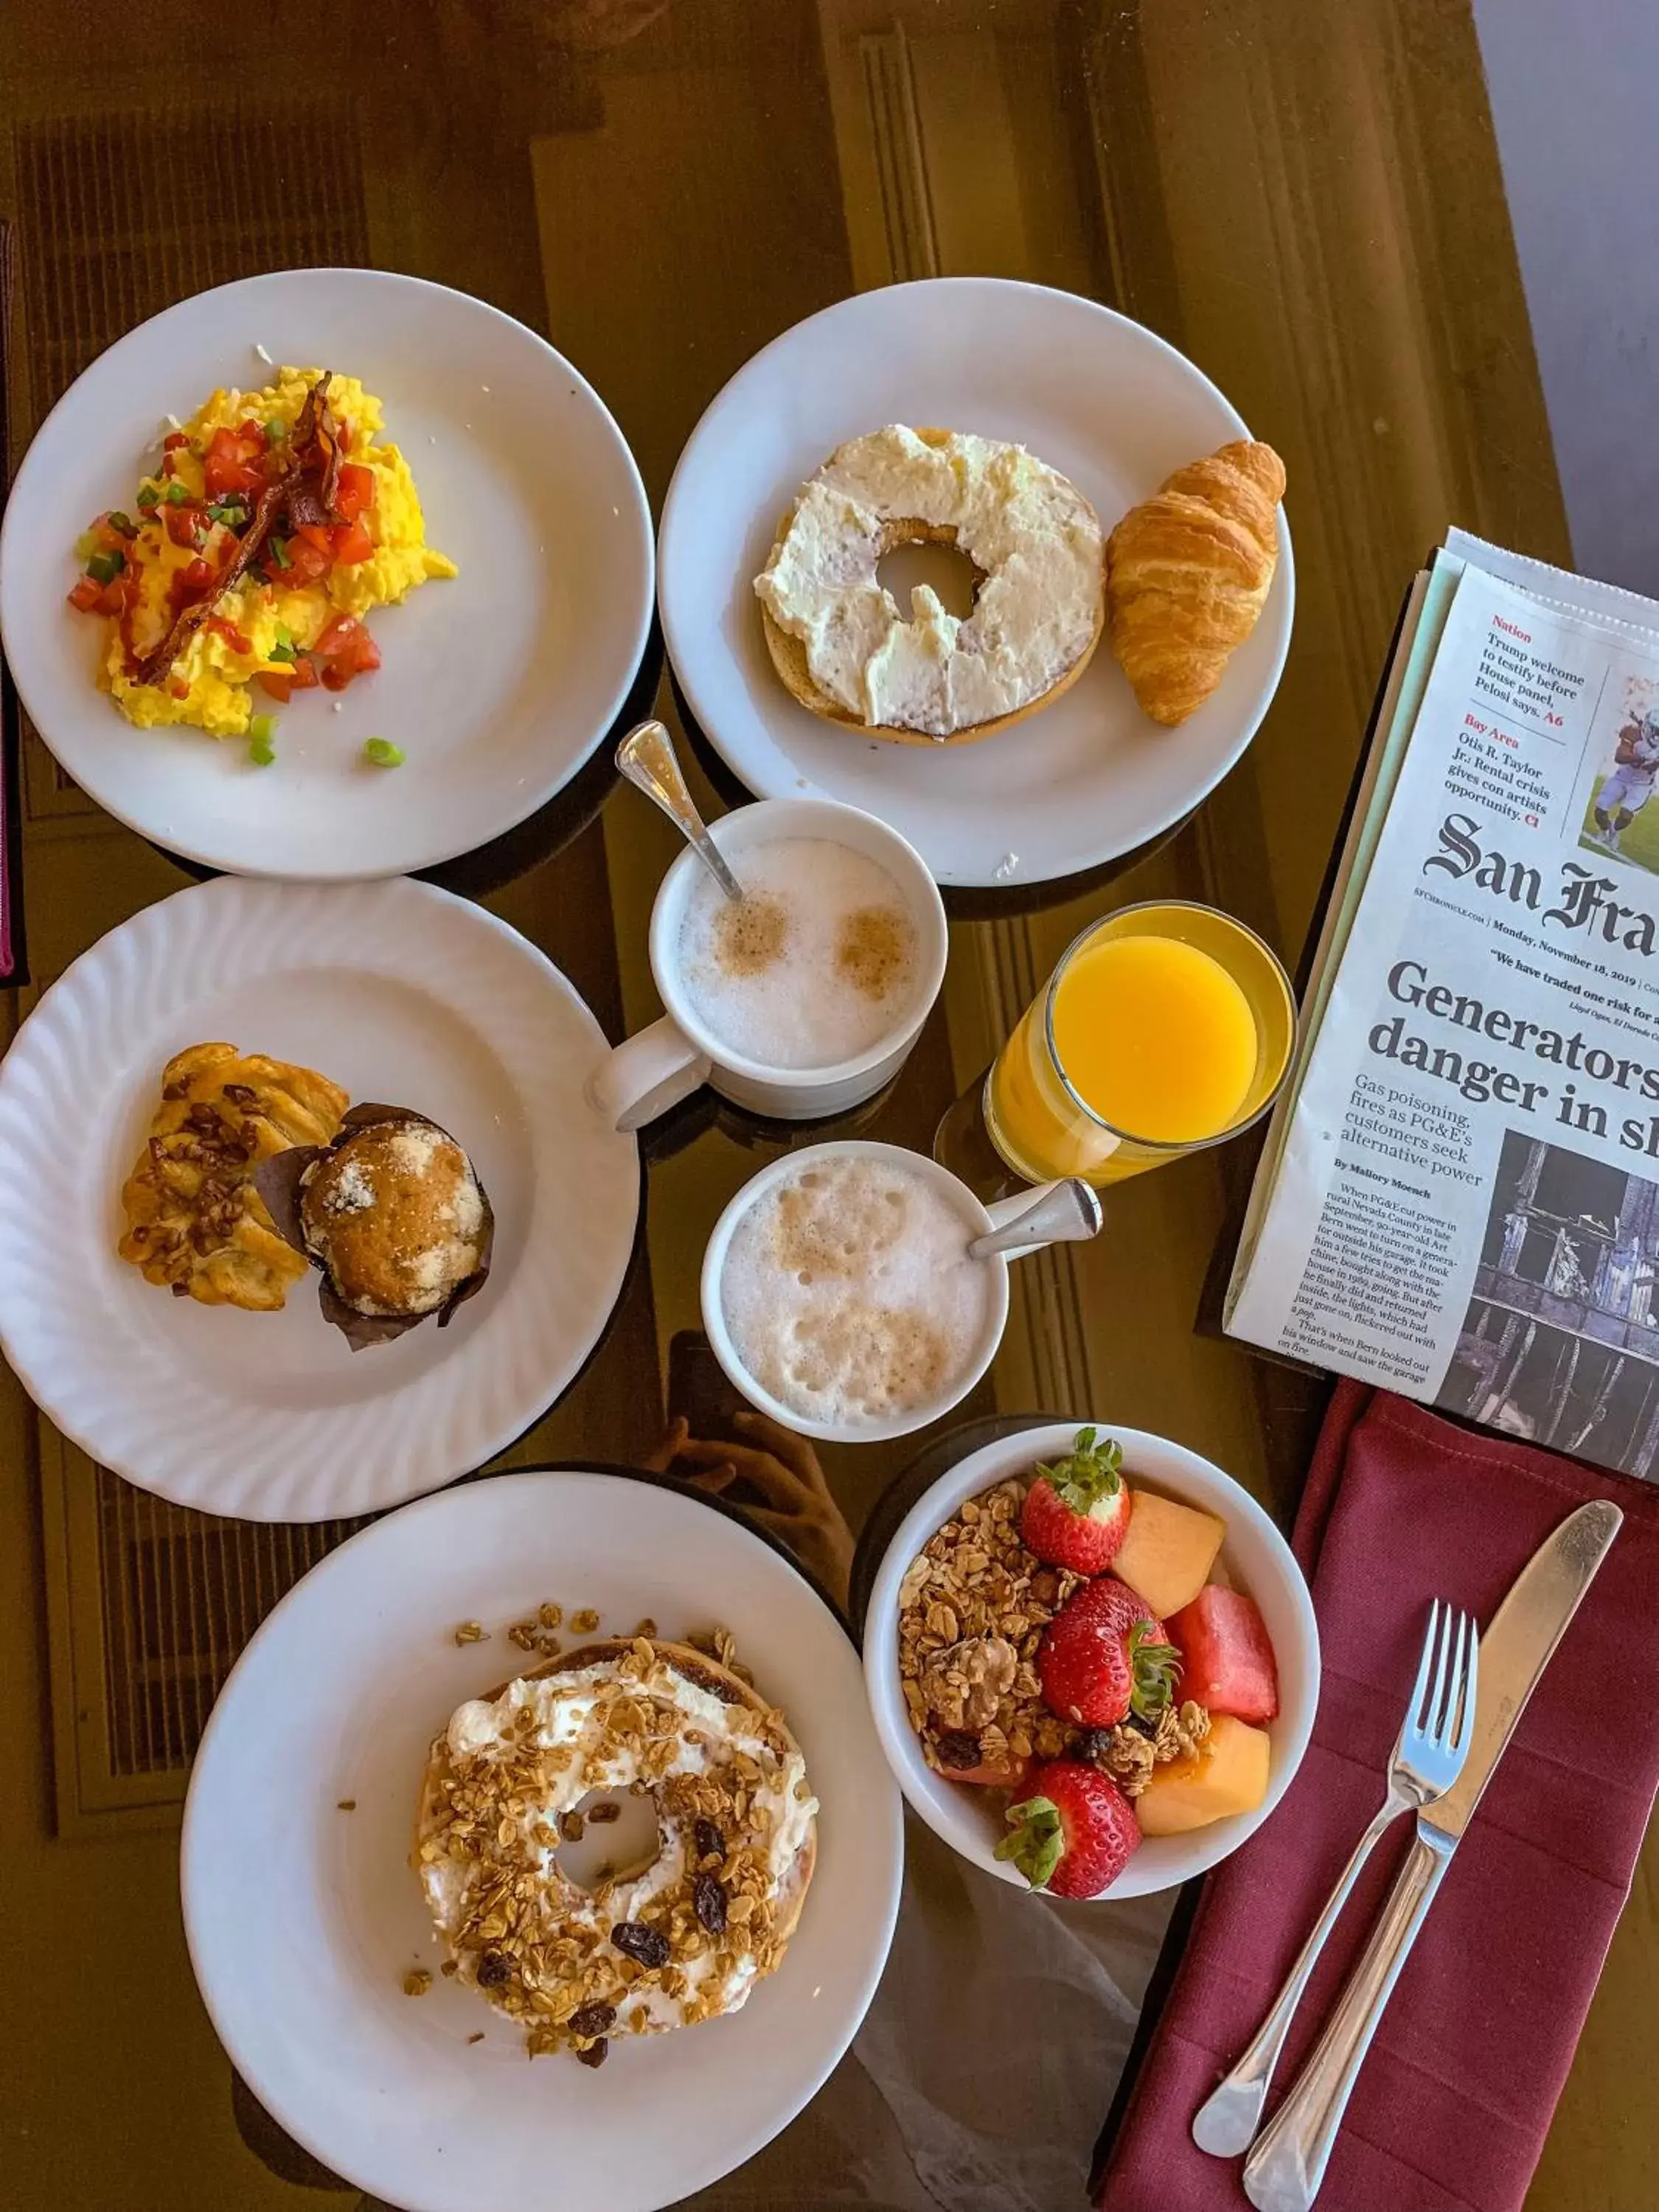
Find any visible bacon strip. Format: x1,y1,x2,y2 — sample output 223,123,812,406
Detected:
135,371,341,689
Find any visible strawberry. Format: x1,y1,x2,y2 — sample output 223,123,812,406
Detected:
994,1759,1139,1897
1020,1427,1132,1575
1037,1576,1180,1728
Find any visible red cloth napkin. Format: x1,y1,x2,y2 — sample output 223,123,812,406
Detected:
1096,1383,1659,2212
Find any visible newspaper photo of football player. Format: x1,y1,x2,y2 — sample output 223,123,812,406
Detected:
1583,679,1659,866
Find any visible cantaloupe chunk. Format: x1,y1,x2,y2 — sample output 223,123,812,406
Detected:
1112,1489,1225,1617
1135,1714,1271,1836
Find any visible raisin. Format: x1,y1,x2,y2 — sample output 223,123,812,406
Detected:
223,1084,258,1105
694,1817,726,1863
575,2038,608,2068
476,1950,511,1990
1074,1727,1115,1768
586,1801,621,1826
693,1873,728,1935
568,2002,616,2039
1029,1568,1060,1607
610,1920,669,1969
933,1729,983,1770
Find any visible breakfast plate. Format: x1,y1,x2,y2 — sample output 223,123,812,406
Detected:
0,874,640,1518
658,277,1293,890
0,267,654,879
181,1467,903,2212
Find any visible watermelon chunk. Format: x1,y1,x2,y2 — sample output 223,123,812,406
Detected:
1169,1586,1279,1724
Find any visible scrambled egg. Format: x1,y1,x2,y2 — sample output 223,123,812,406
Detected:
100,369,456,737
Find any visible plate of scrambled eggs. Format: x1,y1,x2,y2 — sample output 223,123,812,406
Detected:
0,268,654,877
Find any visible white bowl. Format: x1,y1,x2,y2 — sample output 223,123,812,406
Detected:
862,1422,1320,1899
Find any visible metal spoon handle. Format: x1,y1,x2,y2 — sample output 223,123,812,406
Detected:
968,1178,1102,1260
616,720,744,903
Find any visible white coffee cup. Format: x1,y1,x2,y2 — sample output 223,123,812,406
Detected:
588,798,948,1130
700,1139,1080,1445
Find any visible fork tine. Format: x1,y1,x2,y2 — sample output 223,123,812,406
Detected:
1407,1599,1441,1736
1453,1612,1480,1751
1425,1597,1454,1738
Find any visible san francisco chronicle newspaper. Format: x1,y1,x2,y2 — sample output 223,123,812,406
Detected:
1228,533,1659,1479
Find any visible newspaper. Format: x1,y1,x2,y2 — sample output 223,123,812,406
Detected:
1228,533,1659,1479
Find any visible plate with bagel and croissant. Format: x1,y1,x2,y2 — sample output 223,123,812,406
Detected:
658,276,1291,892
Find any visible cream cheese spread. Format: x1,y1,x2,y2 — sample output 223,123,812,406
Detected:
420,1655,817,2040
754,425,1103,738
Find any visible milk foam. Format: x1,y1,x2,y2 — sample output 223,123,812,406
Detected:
677,837,919,1070
720,1155,993,1427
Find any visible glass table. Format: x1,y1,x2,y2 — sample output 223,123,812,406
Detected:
1,3,1649,2205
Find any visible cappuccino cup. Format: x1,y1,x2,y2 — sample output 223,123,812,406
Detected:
587,798,948,1131
700,1140,1089,1445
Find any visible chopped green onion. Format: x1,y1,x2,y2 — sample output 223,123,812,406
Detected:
74,529,100,563
268,622,297,665
248,714,277,767
164,481,191,506
86,549,125,585
363,737,405,768
265,417,287,439
136,483,160,509
206,500,248,529
268,536,292,568
105,509,136,538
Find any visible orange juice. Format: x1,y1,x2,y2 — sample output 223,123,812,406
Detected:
981,903,1295,1186
1051,936,1257,1142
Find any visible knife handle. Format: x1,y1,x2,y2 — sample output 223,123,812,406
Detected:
1242,1832,1450,2212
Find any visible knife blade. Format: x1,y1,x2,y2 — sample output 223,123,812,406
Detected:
1242,1498,1623,2212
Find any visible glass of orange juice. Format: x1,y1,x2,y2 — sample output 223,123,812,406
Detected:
965,901,1295,1188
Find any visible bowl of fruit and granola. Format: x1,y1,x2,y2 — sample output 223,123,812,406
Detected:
862,1422,1319,1899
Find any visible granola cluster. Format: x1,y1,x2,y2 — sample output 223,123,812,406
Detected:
897,1478,1084,1776
418,1635,810,2067
1076,1701,1211,1798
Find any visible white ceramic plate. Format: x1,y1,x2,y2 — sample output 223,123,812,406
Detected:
182,1469,902,2212
0,268,653,878
863,1424,1320,1898
658,278,1293,890
0,876,639,1519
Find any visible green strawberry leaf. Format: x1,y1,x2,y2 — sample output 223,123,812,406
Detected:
993,1795,1064,1890
1034,1427,1124,1517
1127,1621,1182,1722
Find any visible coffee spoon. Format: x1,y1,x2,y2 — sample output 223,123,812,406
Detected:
967,1178,1102,1260
615,720,745,903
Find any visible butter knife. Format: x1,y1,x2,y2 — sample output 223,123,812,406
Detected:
1242,1498,1623,2212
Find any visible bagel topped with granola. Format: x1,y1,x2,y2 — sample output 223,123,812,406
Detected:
414,1633,818,2067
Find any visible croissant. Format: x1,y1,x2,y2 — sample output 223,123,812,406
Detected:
1105,439,1286,726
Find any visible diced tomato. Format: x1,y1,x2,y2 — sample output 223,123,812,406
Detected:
95,577,131,616
170,679,190,699
208,616,253,655
237,417,268,448
169,556,215,611
68,575,103,612
164,502,205,549
204,425,265,498
162,431,191,451
288,539,334,585
313,612,380,689
257,654,319,703
334,463,373,522
331,518,372,566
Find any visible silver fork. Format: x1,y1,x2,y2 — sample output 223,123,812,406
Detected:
1191,1599,1478,2158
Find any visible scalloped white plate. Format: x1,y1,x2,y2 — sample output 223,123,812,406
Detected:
0,877,639,1519
0,268,653,879
658,277,1293,889
182,1469,902,2212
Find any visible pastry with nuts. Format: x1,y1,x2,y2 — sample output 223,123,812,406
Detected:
895,1426,1282,1896
116,1041,348,1310
413,1634,817,2067
254,1102,493,1349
